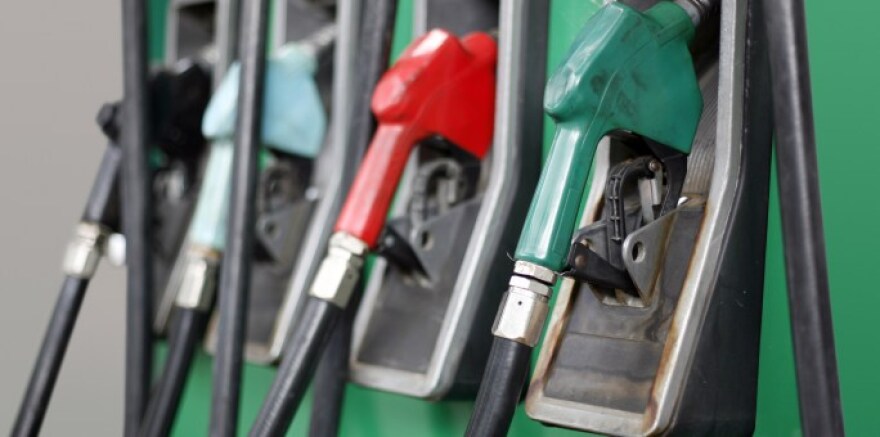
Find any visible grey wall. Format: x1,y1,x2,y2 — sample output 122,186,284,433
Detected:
0,2,126,434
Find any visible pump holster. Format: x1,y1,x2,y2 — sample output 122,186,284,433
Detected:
524,1,773,435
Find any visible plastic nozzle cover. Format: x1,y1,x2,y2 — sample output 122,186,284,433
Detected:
515,1,703,270
201,44,326,158
333,29,498,248
188,44,327,250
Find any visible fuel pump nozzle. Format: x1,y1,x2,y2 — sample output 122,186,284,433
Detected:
250,30,497,436
315,29,497,306
467,1,716,435
157,36,331,329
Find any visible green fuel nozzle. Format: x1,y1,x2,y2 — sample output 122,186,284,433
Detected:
515,0,704,272
468,3,714,434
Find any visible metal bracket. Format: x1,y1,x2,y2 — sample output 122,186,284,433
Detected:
622,208,679,302
563,144,687,303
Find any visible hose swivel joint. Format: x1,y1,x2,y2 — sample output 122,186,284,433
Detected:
62,222,110,279
175,245,221,311
492,261,557,347
309,232,368,308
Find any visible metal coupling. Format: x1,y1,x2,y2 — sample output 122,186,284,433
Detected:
175,245,221,311
62,222,110,279
513,260,556,285
309,232,368,308
492,261,557,347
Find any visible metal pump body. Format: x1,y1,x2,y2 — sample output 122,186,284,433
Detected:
522,0,773,435
349,0,549,399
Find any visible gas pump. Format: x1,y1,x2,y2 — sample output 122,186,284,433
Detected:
12,1,214,433
462,0,777,435
217,1,340,364
141,33,330,436
348,0,548,401
304,1,398,434
522,0,768,434
249,27,498,436
10,57,211,436
11,0,849,435
155,27,334,358
153,1,337,363
215,0,337,366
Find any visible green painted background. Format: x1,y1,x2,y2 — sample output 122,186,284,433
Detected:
147,0,880,435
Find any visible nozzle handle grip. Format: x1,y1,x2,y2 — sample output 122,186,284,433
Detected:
333,30,498,248
334,124,421,247
516,124,605,271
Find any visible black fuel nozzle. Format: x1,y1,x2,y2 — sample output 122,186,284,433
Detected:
96,62,212,160
149,61,212,160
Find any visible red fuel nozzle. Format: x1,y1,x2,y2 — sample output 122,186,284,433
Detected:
334,29,497,248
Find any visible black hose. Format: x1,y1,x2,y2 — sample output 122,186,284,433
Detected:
11,277,89,437
11,139,121,437
250,298,343,437
121,0,154,433
308,288,361,437
140,309,207,437
83,140,124,228
762,1,845,436
209,0,271,434
346,0,398,161
465,338,531,437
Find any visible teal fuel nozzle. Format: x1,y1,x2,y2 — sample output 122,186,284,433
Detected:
515,1,704,271
161,40,329,315
189,43,327,253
